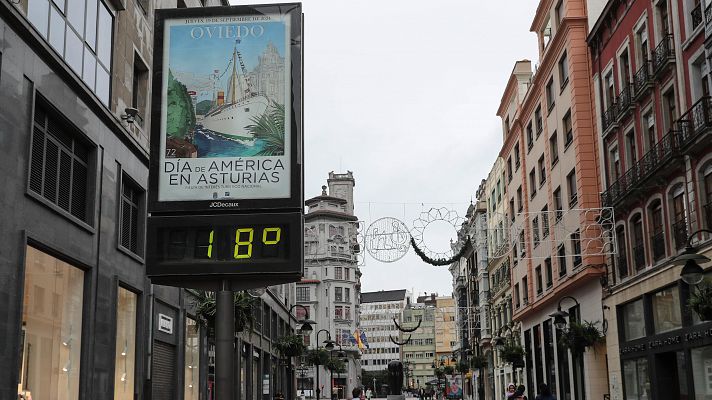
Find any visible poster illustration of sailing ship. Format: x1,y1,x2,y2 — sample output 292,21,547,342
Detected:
158,13,292,202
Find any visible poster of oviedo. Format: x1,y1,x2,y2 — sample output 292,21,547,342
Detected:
158,11,292,202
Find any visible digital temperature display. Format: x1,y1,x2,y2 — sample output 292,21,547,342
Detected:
146,212,303,289
158,225,289,262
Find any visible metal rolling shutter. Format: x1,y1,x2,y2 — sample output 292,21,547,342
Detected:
152,341,176,400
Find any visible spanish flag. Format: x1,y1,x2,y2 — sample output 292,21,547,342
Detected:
354,329,365,351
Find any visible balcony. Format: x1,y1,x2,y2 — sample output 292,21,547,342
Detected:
672,220,688,251
633,62,653,102
692,3,703,30
601,129,681,207
677,96,712,151
705,202,712,229
633,243,646,271
652,34,675,77
601,102,618,137
651,232,666,262
616,83,634,121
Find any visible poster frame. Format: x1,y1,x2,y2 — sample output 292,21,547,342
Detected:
147,4,303,214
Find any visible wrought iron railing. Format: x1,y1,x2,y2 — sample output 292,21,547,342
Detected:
678,96,712,146
633,243,646,270
602,102,618,134
651,232,666,261
652,34,675,73
601,129,680,206
634,61,652,99
672,220,689,250
617,83,634,120
692,3,703,30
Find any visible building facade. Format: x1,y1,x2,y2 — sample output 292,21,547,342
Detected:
359,289,410,372
496,1,609,399
298,172,362,399
401,296,437,391
588,0,712,398
0,1,305,400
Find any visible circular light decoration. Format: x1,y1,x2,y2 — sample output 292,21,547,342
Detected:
411,207,464,261
365,217,411,263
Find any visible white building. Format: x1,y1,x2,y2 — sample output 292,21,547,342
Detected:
359,290,410,371
297,172,362,399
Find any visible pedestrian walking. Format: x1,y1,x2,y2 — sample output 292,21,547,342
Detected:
505,383,516,399
366,388,372,400
534,383,555,400
513,385,528,400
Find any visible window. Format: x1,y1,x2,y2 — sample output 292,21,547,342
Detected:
546,78,555,111
609,146,621,182
517,187,523,212
554,187,563,221
185,317,200,400
621,299,645,341
535,265,543,294
652,286,682,333
120,174,144,256
132,53,149,128
538,155,546,187
643,111,656,151
626,129,638,167
555,0,563,27
514,143,521,170
619,48,631,84
527,122,534,152
563,110,573,146
671,186,688,250
704,164,712,229
623,358,651,400
296,287,310,302
335,267,343,280
567,169,577,206
636,23,650,66
535,105,543,137
29,102,92,224
605,71,616,109
658,0,670,36
557,244,567,276
532,216,540,246
295,305,309,321
116,287,137,400
632,214,646,270
345,268,350,280
519,231,526,257
549,132,559,165
616,226,629,279
663,89,677,132
541,206,550,238
522,276,529,304
544,258,553,288
18,246,85,400
691,345,712,397
571,230,581,267
510,199,516,221
335,306,343,319
649,200,665,262
541,17,552,50
529,169,537,198
507,157,513,181
559,51,569,88
345,287,351,303
345,306,351,320
335,287,343,302
505,117,511,135
27,0,113,105
514,283,521,308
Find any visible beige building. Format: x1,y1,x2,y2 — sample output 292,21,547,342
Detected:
435,296,458,363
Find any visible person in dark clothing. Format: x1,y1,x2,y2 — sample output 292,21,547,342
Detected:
535,383,555,400
513,385,528,400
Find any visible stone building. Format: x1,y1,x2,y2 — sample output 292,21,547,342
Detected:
359,289,410,372
298,171,362,399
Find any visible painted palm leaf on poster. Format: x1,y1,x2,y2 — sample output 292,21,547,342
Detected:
158,12,292,202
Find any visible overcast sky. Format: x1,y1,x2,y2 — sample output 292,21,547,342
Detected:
232,0,540,296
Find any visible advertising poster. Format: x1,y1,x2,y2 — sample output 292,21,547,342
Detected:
159,13,292,202
446,375,462,399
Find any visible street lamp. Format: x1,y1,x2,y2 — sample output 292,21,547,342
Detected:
297,363,309,396
314,329,332,400
549,296,580,330
289,304,317,332
673,229,712,285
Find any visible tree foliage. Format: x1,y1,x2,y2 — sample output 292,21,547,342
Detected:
275,334,307,357
166,70,196,140
247,101,285,156
191,290,254,333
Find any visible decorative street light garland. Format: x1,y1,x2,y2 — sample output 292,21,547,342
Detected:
410,236,470,266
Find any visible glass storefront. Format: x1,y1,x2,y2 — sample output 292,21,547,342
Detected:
185,317,200,400
623,358,650,400
114,287,137,400
691,345,712,400
18,246,85,400
622,299,645,341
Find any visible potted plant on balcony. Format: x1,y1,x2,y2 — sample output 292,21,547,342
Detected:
305,349,330,366
275,334,307,358
688,278,712,321
558,320,605,355
470,355,487,369
499,343,525,366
